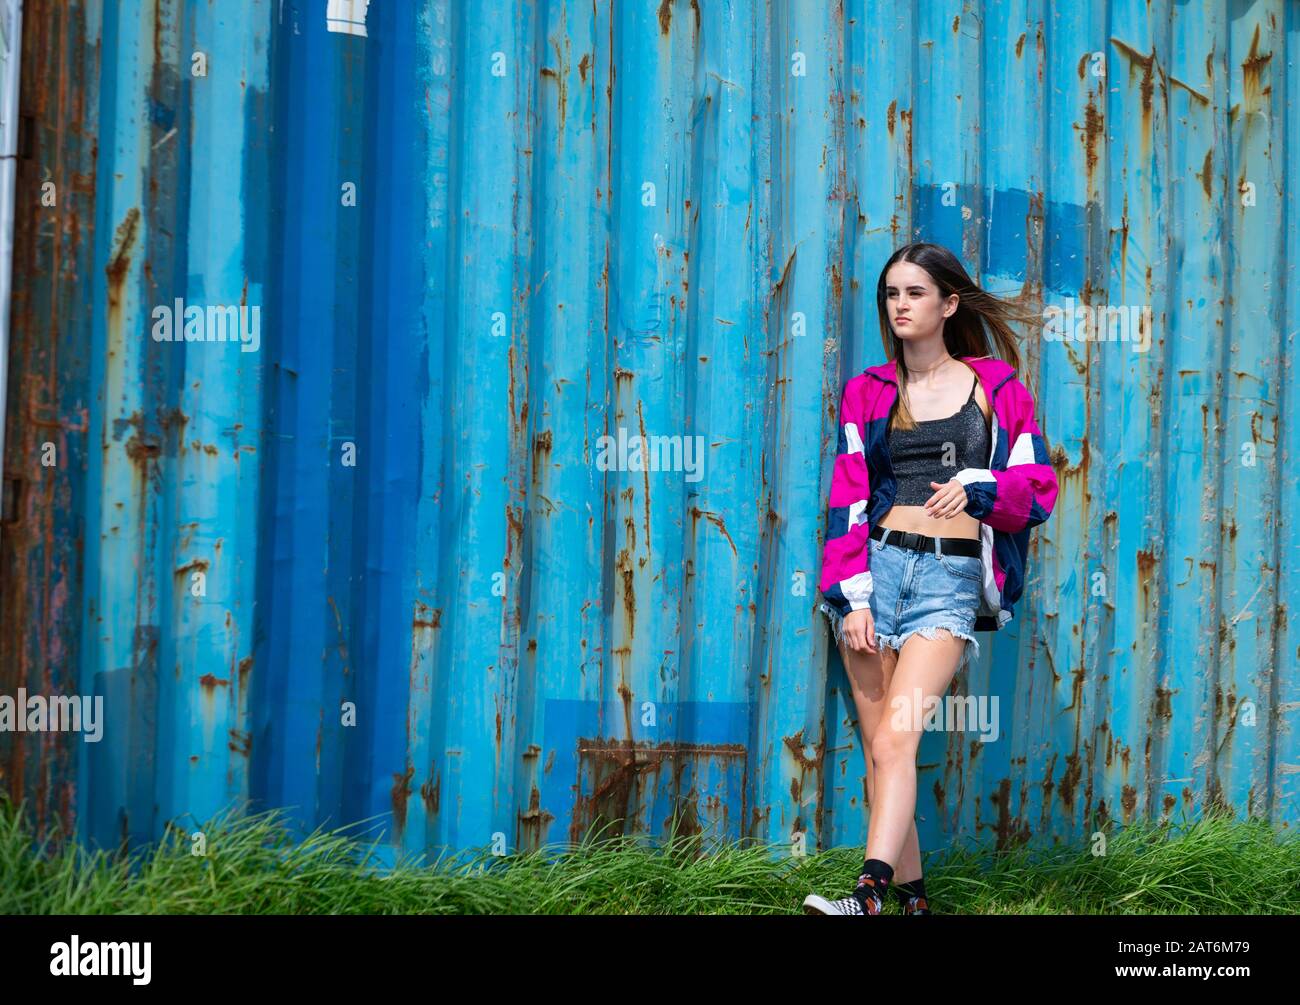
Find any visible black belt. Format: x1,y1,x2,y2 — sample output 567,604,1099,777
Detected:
870,525,981,557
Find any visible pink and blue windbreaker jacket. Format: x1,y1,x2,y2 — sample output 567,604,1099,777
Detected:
817,354,1058,633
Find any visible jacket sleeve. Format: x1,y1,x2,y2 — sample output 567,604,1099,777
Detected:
955,375,1058,534
818,378,874,616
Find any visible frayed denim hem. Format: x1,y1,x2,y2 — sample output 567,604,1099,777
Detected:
874,624,981,675
819,603,979,675
817,600,850,649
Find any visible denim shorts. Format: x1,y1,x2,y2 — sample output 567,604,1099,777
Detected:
819,529,982,676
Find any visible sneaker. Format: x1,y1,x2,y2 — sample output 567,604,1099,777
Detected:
803,888,884,915
901,895,931,915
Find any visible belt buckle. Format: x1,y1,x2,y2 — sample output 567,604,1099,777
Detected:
902,531,922,551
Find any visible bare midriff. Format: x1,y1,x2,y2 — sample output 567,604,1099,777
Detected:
877,505,982,542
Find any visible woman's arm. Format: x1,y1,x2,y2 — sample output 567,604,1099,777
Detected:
955,375,1058,533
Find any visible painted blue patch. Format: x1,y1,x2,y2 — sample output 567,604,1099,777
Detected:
914,183,1090,294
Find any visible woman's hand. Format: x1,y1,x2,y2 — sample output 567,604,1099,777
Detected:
843,607,877,654
925,478,969,519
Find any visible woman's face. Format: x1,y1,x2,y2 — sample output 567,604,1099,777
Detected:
884,261,957,339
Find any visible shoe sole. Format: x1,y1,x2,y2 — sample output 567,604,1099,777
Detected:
802,894,841,915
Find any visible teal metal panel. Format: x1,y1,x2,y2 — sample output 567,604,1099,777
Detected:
1,0,1298,870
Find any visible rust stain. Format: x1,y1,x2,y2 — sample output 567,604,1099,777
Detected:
531,429,553,486
1121,784,1137,820
690,505,737,557
104,207,141,299
1059,751,1082,813
1153,682,1173,722
125,435,161,463
616,537,636,636
541,30,569,135
1197,147,1213,201
517,783,555,851
1136,547,1156,622
174,557,209,578
655,0,701,36
1109,36,1161,145
160,407,188,432
420,769,440,818
782,728,825,837
1080,91,1102,187
772,245,796,298
1240,22,1272,105
1169,74,1210,107
990,777,1030,850
391,764,415,838
412,605,442,630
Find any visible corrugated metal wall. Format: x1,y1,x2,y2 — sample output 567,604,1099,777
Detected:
2,0,1298,864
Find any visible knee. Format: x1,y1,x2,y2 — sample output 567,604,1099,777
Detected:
870,728,914,768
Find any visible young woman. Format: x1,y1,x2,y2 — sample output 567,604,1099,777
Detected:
804,242,1058,915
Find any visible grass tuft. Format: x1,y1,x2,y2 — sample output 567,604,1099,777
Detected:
2,795,1295,914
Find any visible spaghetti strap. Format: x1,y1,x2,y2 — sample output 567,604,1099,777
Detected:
966,372,977,402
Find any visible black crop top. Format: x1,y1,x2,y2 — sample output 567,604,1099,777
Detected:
886,372,991,506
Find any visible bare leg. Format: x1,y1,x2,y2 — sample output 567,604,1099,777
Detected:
839,637,922,884
862,630,966,869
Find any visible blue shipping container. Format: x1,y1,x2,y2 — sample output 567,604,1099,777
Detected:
1,0,1298,866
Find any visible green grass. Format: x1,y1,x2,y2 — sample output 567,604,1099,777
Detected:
2,794,1296,914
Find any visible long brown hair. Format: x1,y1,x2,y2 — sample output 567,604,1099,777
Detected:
876,242,1039,431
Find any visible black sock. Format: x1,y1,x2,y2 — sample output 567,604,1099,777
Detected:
893,877,927,910
853,858,893,914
